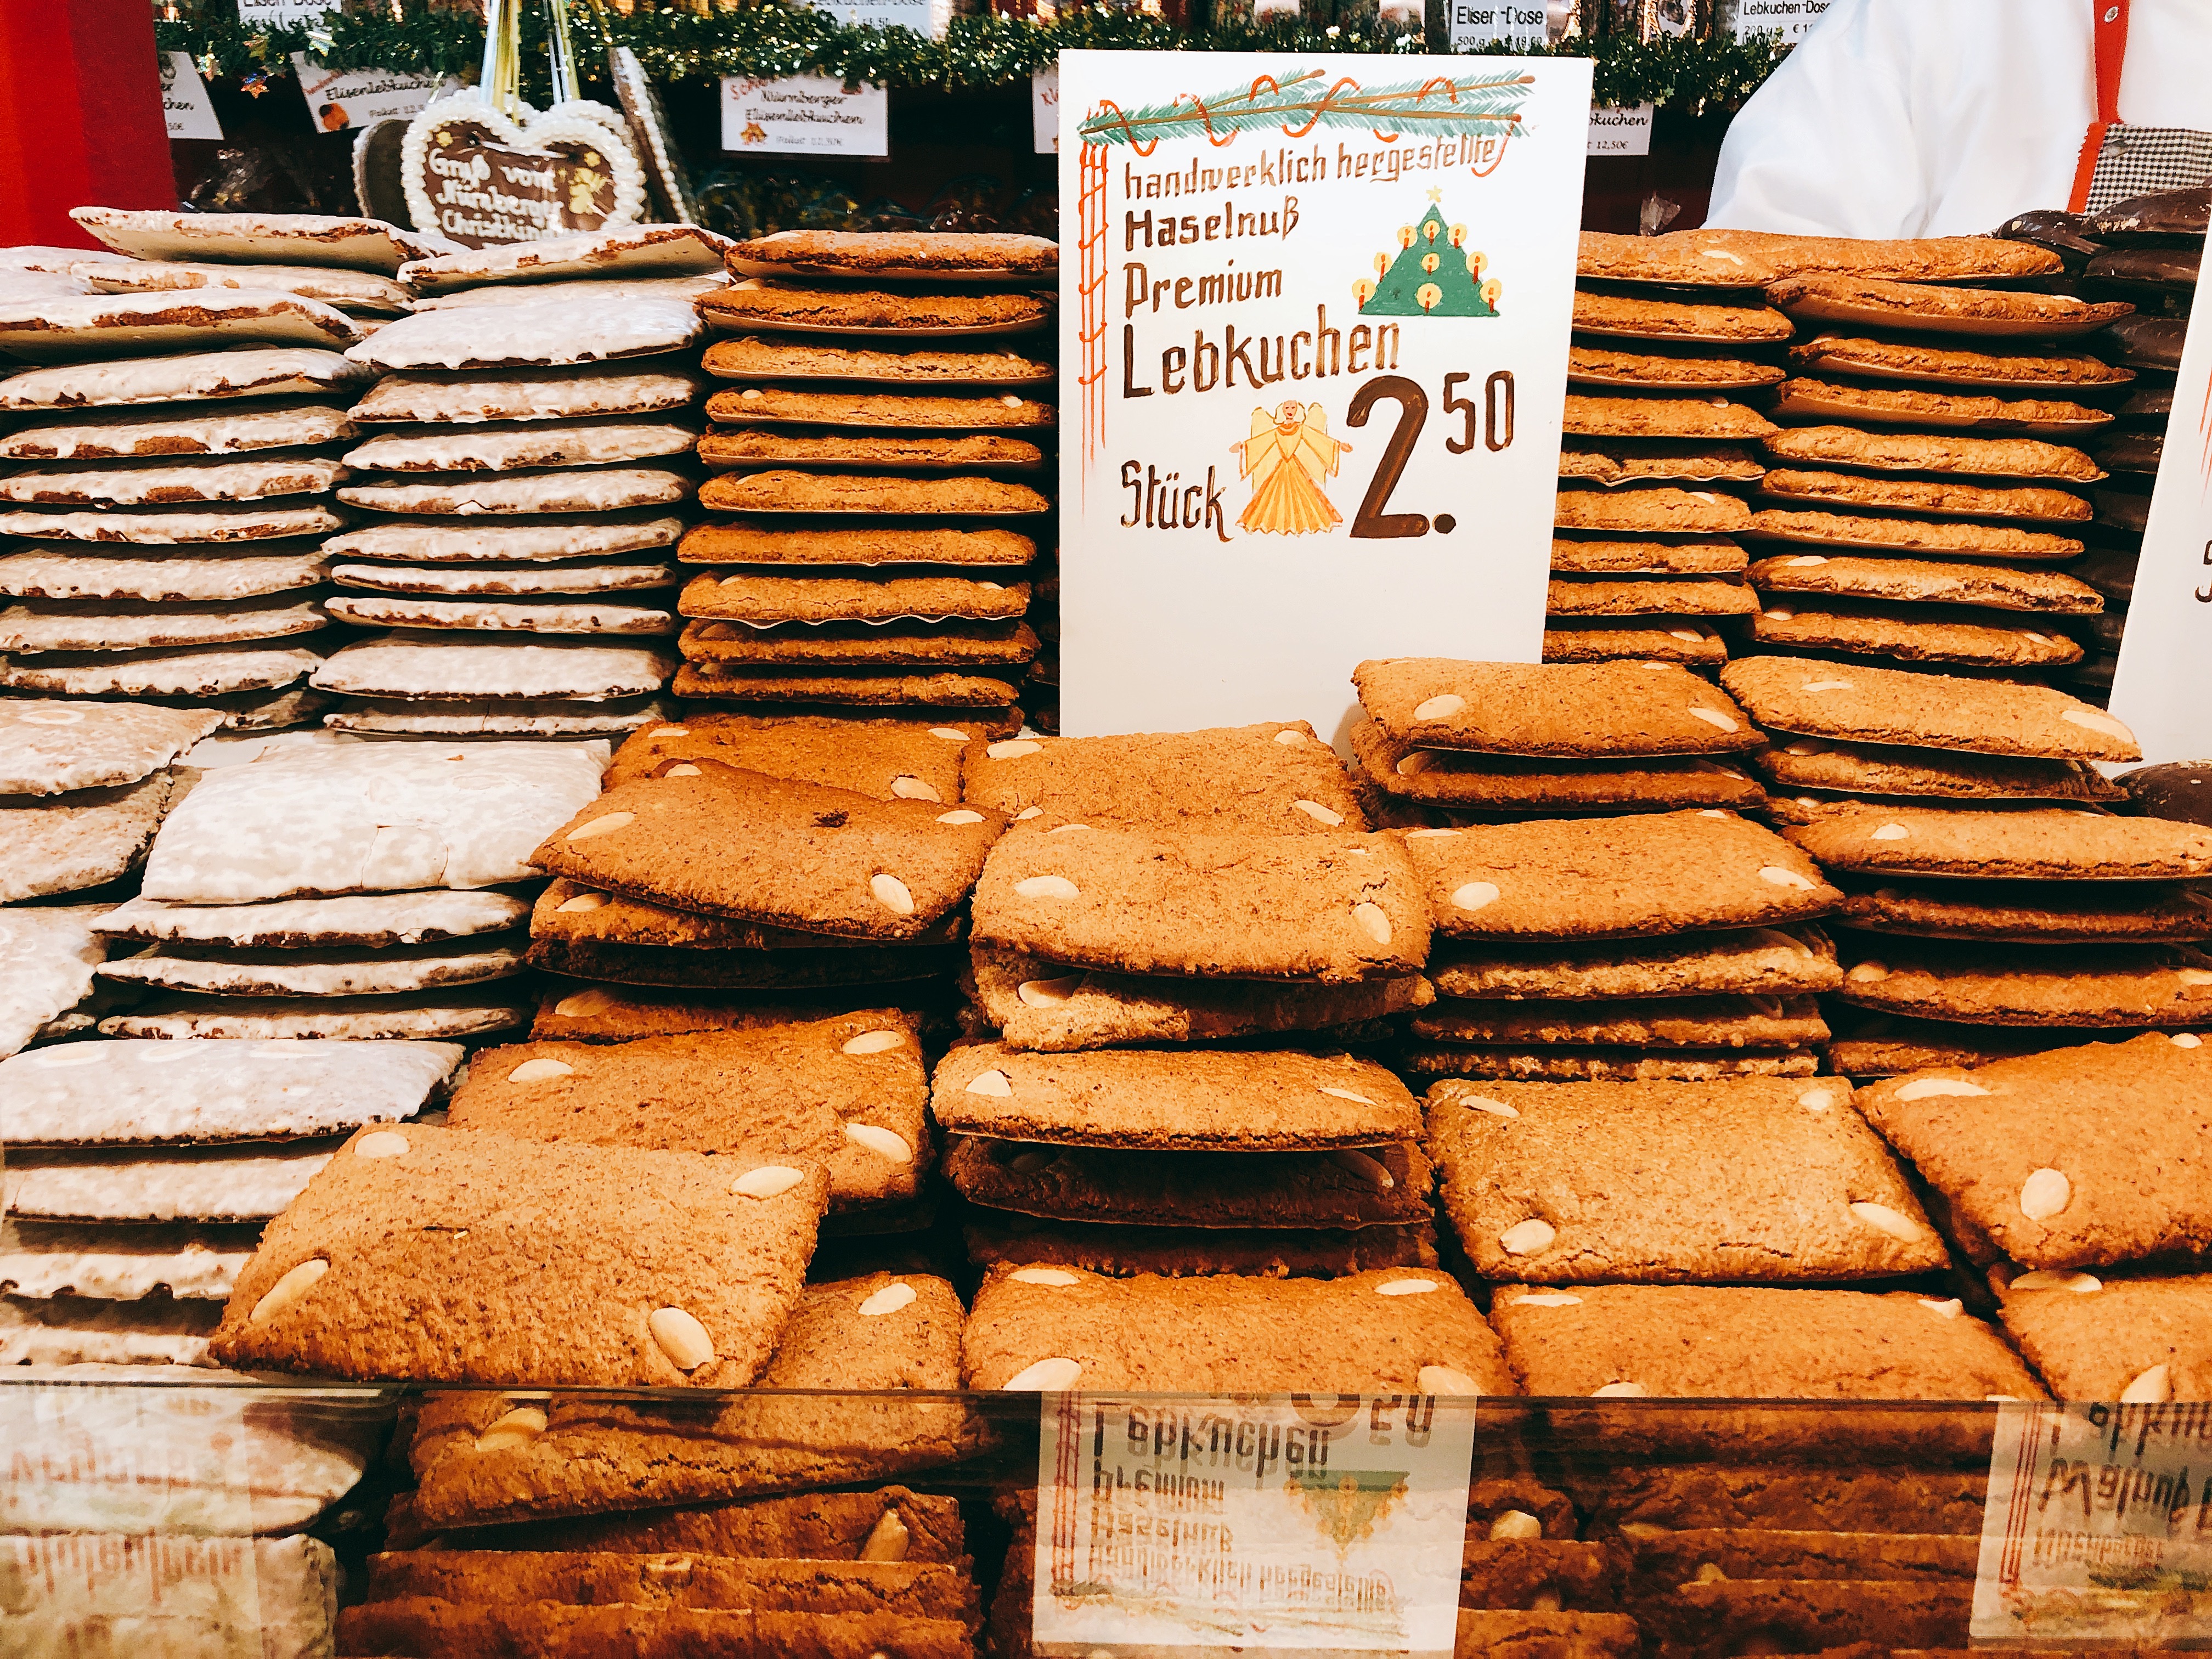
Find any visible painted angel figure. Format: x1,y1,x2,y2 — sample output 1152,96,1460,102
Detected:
1229,400,1351,535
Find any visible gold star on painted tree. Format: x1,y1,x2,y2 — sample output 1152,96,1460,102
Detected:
1426,187,1443,202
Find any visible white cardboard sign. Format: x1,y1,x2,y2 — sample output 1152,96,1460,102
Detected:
291,55,453,133
1032,1393,1478,1657
820,0,949,32
160,52,223,142
1056,49,1590,739
1588,103,1654,156
1976,1401,2212,1646
234,0,328,27
2105,274,2211,763
719,74,890,159
1447,4,1551,50
1731,0,1832,43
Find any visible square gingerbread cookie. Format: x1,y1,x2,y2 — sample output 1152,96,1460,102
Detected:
1994,1267,2210,1403
932,1042,1418,1150
1786,805,2212,882
531,760,1003,940
1855,1032,2212,1270
967,946,1432,1051
1490,1283,2041,1400
943,1136,1434,1232
1351,721,1767,814
961,1264,1513,1395
1403,811,1839,941
1719,656,2141,761
405,1271,972,1528
1354,659,1759,757
961,723,1367,833
1429,1076,1943,1283
445,1015,929,1210
970,827,1428,982
208,1121,827,1387
1427,926,1842,1001
604,712,978,798
389,1484,963,1559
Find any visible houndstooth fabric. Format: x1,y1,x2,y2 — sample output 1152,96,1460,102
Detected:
2085,123,2212,213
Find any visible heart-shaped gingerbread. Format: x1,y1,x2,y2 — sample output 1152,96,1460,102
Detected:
401,95,647,250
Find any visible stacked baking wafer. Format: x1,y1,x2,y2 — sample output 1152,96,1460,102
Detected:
682,229,1055,731
1717,655,2212,1078
347,1487,989,1658
0,212,427,731
1342,659,1841,1083
309,226,732,738
938,721,1476,1278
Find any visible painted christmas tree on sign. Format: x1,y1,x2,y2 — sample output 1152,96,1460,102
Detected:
1357,189,1500,318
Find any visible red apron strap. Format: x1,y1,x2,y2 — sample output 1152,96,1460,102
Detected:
2068,0,2131,212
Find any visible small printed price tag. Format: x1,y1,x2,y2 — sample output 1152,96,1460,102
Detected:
719,74,890,159
291,55,455,133
1032,1393,1477,1657
1446,4,1550,50
234,0,328,27
1587,103,1654,157
1975,1401,2212,1646
161,52,223,142
1731,0,1832,43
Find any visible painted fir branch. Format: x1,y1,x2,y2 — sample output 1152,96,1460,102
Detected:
1077,67,1531,150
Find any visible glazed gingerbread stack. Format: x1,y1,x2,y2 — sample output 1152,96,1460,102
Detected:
681,231,1056,734
303,226,736,739
0,210,413,736
1344,659,1844,1085
1553,235,1782,669
1717,655,2212,1077
941,723,1452,1280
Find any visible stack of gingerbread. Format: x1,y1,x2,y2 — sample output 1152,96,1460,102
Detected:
310,227,730,738
1342,659,1842,1083
516,711,994,1054
942,722,1449,1278
1719,654,2212,1077
680,229,1054,732
191,1099,983,1643
345,1487,989,1659
1748,267,2123,684
1428,1071,2019,1655
0,210,416,733
1555,236,1785,667
1859,1031,2212,1406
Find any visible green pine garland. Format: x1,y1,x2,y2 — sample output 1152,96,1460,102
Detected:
154,2,1788,113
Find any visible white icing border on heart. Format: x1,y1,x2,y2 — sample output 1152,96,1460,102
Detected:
401,95,646,253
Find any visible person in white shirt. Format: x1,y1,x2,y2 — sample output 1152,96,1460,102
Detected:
1705,0,2212,238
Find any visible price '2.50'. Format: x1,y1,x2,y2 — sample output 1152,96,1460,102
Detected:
1345,371,1515,540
